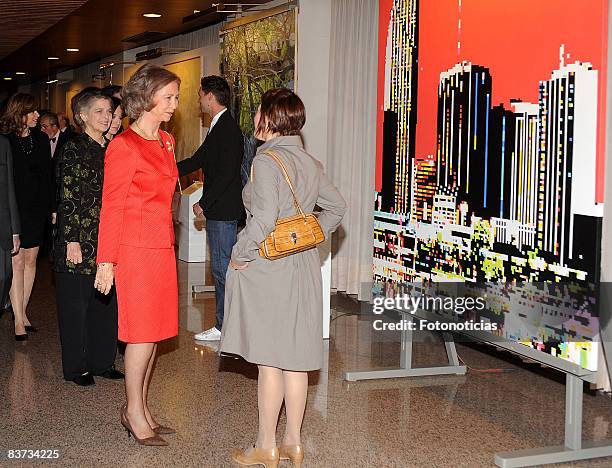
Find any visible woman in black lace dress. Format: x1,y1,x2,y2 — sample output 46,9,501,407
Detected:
53,88,123,386
0,93,53,340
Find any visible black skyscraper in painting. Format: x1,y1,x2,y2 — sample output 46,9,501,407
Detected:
381,110,398,212
436,62,492,218
487,104,515,219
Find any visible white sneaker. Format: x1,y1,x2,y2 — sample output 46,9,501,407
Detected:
194,327,222,341
195,341,220,353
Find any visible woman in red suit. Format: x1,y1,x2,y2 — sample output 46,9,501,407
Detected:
95,64,180,446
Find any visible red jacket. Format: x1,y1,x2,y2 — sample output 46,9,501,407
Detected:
97,129,178,264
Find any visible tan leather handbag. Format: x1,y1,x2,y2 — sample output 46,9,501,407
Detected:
253,150,325,260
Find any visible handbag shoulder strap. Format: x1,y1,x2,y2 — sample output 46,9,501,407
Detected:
253,150,305,218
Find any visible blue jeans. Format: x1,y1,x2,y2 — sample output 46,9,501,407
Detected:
206,220,238,331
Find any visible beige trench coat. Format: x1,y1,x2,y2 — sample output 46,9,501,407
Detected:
219,135,346,370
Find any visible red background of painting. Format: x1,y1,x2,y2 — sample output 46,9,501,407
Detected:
375,0,608,203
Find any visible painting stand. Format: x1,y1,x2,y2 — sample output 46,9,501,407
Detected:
495,372,612,467
343,315,467,381
191,283,215,296
341,309,612,466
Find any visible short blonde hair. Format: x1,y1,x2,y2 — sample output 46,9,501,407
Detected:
122,64,180,120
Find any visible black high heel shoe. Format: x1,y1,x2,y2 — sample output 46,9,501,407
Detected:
9,310,37,333
15,333,28,341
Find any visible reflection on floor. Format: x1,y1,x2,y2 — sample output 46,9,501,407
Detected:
1,260,612,467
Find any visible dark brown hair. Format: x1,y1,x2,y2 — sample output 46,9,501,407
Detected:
122,64,180,120
0,93,37,135
200,75,231,107
256,88,305,138
110,96,122,114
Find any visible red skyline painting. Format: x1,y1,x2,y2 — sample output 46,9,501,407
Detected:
376,0,608,202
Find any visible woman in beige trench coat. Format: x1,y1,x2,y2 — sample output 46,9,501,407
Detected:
220,88,346,468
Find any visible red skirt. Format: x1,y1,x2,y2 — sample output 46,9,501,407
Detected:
114,244,178,343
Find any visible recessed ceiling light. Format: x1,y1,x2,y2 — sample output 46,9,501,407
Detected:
143,12,162,18
66,48,79,52
46,79,58,84
194,9,200,13
15,72,26,75
48,56,59,60
3,77,12,81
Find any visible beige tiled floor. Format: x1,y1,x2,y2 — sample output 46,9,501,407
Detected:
2,260,612,467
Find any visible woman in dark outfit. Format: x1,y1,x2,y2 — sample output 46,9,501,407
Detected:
103,97,124,144
53,89,123,386
0,93,53,340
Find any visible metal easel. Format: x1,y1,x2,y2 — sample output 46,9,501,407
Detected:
343,314,467,381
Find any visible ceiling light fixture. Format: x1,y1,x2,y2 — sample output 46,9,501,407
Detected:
48,56,59,60
99,61,134,70
66,48,79,52
46,79,58,84
143,13,162,18
15,72,25,75
3,77,12,81
213,3,264,13
182,6,221,23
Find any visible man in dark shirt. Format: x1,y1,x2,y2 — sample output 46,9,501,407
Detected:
177,76,245,341
40,112,70,159
39,112,69,256
57,112,77,140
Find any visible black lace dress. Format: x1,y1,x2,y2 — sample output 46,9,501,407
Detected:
6,129,53,248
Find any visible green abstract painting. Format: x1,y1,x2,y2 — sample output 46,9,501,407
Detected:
221,10,296,135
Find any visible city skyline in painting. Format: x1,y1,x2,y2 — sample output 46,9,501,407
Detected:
373,0,608,370
375,0,606,283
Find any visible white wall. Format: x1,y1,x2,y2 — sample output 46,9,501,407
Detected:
296,0,332,168
296,0,333,339
598,0,612,389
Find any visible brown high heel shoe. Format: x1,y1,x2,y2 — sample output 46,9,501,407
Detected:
279,445,304,468
120,406,168,446
231,445,279,468
122,403,175,435
152,424,176,435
